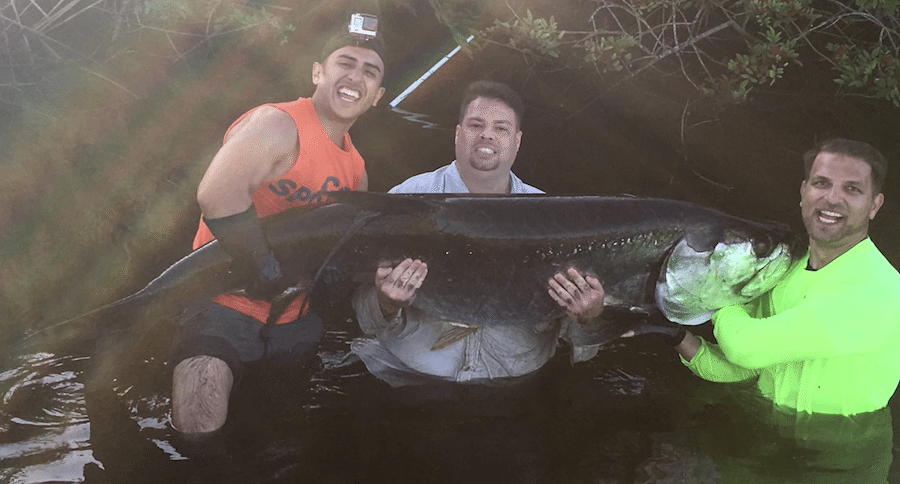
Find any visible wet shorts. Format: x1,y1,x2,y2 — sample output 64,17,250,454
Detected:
169,302,324,383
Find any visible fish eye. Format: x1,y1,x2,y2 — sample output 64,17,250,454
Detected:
752,236,774,258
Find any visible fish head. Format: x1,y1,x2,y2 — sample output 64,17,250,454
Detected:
683,217,803,259
656,221,803,325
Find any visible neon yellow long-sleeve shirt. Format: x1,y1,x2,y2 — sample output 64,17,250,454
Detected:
683,238,900,415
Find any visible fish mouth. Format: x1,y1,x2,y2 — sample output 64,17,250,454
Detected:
656,236,796,324
337,85,362,102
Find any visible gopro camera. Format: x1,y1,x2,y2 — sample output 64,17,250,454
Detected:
348,13,378,40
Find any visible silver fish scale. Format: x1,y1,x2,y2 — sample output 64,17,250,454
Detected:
44,194,802,351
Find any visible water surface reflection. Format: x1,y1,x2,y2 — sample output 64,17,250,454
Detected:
2,320,897,482
0,353,97,483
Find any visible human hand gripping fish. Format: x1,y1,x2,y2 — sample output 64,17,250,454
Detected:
373,261,606,351
375,258,428,320
375,262,605,324
547,268,605,324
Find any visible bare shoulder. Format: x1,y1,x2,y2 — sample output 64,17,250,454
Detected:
227,105,297,145
224,105,300,176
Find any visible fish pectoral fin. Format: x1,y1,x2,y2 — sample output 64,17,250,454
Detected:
431,323,479,351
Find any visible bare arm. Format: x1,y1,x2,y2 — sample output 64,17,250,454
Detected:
674,331,701,361
197,106,299,218
195,106,300,300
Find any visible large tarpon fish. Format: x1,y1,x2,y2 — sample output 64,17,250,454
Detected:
30,192,804,349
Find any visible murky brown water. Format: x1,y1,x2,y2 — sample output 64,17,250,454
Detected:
4,311,898,483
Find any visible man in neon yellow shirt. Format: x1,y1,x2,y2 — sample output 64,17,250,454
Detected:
632,138,900,416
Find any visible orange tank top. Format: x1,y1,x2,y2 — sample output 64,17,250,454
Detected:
193,97,365,324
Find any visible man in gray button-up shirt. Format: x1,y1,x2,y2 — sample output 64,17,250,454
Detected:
351,81,606,386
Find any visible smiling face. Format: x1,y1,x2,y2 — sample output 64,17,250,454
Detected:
454,97,522,183
800,151,884,259
311,45,385,122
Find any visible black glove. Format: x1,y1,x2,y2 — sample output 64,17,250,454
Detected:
630,318,687,346
204,205,291,301
244,249,294,301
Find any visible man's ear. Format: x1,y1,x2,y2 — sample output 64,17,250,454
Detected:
312,62,324,86
870,192,885,220
371,86,386,106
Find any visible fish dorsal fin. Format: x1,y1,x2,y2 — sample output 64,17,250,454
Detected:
325,190,442,214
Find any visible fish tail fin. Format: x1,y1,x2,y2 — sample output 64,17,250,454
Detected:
17,291,153,357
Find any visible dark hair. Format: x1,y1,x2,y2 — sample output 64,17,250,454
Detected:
803,138,888,193
321,32,387,81
458,81,524,129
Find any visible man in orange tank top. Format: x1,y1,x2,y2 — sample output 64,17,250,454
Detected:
169,19,386,437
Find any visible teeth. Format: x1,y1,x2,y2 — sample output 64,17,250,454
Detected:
817,210,842,224
338,87,360,100
477,147,495,154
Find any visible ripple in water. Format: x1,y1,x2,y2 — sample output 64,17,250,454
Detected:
0,352,100,483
